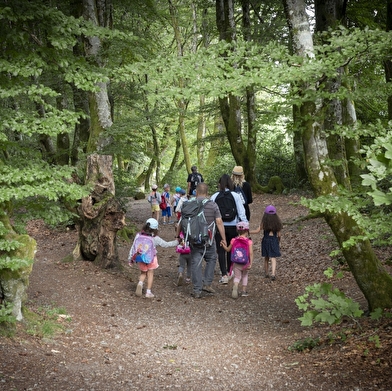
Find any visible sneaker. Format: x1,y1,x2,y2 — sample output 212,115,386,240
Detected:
228,272,234,281
177,273,184,286
241,291,249,297
135,283,143,297
202,285,215,293
185,277,191,284
271,275,276,281
232,284,238,299
145,292,155,298
219,275,229,284
265,274,270,278
191,292,202,299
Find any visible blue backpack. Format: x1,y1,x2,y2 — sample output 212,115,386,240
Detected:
129,233,156,264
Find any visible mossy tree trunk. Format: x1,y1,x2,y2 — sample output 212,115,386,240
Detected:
284,0,392,311
75,154,125,269
0,204,35,321
216,0,258,187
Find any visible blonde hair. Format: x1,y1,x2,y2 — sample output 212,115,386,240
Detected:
231,174,245,187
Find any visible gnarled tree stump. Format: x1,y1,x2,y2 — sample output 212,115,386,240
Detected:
75,154,125,269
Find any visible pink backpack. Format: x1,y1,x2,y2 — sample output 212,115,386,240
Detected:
129,233,156,264
230,236,250,265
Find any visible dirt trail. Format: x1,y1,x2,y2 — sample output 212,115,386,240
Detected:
0,194,391,390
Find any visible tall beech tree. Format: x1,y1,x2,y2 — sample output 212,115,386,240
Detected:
283,0,392,311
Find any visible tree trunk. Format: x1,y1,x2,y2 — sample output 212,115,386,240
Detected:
293,104,308,185
284,0,392,311
385,0,392,120
82,0,113,153
0,203,35,321
75,154,125,269
215,0,260,187
315,0,351,190
168,0,192,174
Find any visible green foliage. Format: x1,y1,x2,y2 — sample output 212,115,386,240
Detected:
25,304,71,338
361,130,392,207
288,337,320,352
0,256,33,271
0,302,17,328
295,268,364,326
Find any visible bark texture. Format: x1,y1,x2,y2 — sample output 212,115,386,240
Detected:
284,0,392,311
0,208,35,321
76,154,125,269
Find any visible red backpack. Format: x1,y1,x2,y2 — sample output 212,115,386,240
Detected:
230,236,250,265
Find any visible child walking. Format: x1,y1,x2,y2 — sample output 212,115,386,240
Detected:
221,221,253,299
147,185,161,221
250,205,283,281
129,218,180,298
161,183,173,225
176,232,191,286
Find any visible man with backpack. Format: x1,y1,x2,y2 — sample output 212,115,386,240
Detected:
177,183,226,298
210,174,248,284
187,165,204,197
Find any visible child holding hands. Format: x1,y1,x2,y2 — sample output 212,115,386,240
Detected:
129,218,180,298
250,205,283,281
221,221,253,298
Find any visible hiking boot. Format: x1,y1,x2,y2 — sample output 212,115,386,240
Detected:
219,275,229,284
202,285,215,293
177,273,184,286
232,284,238,299
191,292,202,299
241,291,249,297
145,292,155,298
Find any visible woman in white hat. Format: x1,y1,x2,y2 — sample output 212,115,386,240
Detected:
231,166,253,221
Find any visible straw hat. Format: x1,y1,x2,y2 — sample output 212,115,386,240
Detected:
232,166,244,176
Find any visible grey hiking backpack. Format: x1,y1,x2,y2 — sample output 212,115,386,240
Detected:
180,199,215,247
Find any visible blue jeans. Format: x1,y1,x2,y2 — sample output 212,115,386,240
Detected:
190,243,217,294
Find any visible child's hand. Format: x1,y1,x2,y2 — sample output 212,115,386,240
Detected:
246,263,252,270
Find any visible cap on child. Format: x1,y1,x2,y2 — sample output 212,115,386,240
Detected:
146,218,159,229
265,205,276,214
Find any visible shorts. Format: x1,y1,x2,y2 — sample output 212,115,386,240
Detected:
151,204,160,212
162,207,172,217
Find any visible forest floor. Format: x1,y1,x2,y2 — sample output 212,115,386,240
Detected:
1,193,392,391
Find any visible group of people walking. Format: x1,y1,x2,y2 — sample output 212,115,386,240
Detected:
130,165,282,299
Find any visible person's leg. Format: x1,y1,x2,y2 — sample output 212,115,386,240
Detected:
185,253,192,281
202,245,217,291
146,269,154,290
225,226,237,276
145,269,155,297
177,254,185,286
215,230,228,280
264,257,270,277
190,247,203,297
232,264,241,299
167,207,172,224
271,257,277,280
241,270,249,295
136,271,147,296
162,209,167,224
